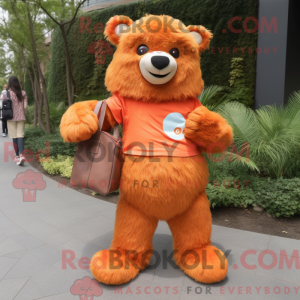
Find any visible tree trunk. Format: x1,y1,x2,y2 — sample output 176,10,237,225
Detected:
61,24,75,106
24,0,51,133
32,64,45,130
24,64,38,127
34,94,38,127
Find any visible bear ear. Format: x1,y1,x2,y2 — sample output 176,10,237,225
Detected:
187,25,213,53
104,15,133,46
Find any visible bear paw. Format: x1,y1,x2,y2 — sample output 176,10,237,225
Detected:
60,101,99,143
176,245,228,284
90,249,142,285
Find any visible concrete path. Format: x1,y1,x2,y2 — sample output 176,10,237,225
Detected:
0,130,299,300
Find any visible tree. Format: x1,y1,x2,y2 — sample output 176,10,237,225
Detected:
0,0,52,132
22,0,51,132
35,0,87,106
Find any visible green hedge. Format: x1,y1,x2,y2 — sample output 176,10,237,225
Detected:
48,0,258,105
24,126,77,158
207,177,300,218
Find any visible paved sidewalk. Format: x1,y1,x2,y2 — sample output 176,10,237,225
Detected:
0,133,299,300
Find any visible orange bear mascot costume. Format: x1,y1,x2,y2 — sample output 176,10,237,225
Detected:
60,15,233,285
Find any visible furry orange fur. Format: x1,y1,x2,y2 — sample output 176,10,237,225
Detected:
104,15,212,102
60,14,233,285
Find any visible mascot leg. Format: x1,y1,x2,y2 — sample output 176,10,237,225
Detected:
167,192,228,283
90,196,158,285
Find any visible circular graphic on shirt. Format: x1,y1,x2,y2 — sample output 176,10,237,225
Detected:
163,113,186,140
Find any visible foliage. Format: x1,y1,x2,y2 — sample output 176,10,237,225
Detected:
48,0,258,103
198,85,230,111
24,69,34,105
229,58,244,86
48,101,68,129
25,105,35,125
0,0,50,77
227,57,254,107
207,174,300,218
250,178,300,218
35,0,86,24
226,85,254,108
217,92,300,178
0,47,8,78
25,101,67,128
41,155,74,178
24,126,77,158
207,180,254,209
0,77,7,88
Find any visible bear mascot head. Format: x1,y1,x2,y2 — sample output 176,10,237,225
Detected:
104,14,212,102
60,14,233,286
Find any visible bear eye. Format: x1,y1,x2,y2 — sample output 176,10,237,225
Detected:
137,45,149,56
169,48,179,58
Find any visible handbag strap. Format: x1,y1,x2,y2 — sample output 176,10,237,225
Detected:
6,90,10,100
93,100,120,140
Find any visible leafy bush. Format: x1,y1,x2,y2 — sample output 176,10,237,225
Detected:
25,101,67,128
41,155,74,178
24,126,77,158
207,180,255,208
251,178,300,217
198,85,231,111
217,91,300,178
24,125,45,138
207,176,300,217
48,101,67,129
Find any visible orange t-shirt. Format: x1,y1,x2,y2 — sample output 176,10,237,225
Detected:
106,94,202,157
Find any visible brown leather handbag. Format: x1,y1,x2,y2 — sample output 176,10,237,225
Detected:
70,100,123,195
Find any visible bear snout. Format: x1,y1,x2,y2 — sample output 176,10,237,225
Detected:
151,56,170,70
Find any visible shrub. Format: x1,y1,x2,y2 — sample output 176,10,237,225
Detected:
251,178,300,218
24,126,77,158
207,180,255,208
24,125,45,138
41,155,74,178
217,91,300,178
25,101,68,128
207,174,300,218
198,85,231,111
48,101,67,129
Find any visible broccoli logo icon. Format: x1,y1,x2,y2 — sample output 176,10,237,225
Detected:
13,170,46,202
87,39,114,65
70,276,103,300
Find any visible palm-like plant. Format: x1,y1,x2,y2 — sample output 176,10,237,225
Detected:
217,91,300,178
199,85,259,172
198,85,230,111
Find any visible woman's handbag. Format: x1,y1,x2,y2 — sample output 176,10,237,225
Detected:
2,91,13,120
70,100,124,195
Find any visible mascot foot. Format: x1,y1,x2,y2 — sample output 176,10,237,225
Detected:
176,245,228,284
90,249,148,285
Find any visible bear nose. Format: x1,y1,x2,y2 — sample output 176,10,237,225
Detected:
151,56,170,70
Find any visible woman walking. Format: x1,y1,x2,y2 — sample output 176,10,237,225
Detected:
2,76,28,165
